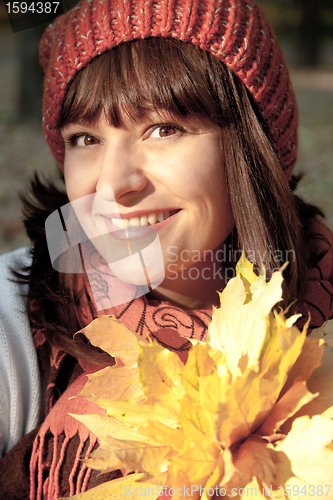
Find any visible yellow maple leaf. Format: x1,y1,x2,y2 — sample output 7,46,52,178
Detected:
274,415,333,499
77,365,143,403
301,321,333,418
222,435,277,498
213,309,308,447
138,341,186,416
207,252,285,375
79,315,147,367
258,334,325,437
59,473,162,499
67,255,333,500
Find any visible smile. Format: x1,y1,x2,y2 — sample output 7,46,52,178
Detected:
110,210,179,229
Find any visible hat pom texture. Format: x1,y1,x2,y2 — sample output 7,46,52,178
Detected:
40,0,297,177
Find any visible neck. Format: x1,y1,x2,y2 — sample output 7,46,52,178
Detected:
147,243,234,310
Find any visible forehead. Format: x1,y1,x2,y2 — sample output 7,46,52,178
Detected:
57,39,227,131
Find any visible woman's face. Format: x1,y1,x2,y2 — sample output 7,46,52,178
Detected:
61,111,234,305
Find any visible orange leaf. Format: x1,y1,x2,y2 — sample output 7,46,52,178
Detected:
222,436,277,499
77,366,143,403
258,381,317,437
279,337,324,397
79,315,147,367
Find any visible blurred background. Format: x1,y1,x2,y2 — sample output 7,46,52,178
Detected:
0,0,333,255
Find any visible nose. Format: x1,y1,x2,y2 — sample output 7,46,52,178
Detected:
96,141,148,203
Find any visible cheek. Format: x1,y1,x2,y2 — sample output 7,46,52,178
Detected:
64,169,75,202
64,158,96,202
190,151,227,203
199,152,234,235
63,156,77,199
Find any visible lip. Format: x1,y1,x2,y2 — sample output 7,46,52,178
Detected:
102,209,181,240
100,208,180,219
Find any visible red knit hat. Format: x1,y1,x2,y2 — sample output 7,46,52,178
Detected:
40,0,297,177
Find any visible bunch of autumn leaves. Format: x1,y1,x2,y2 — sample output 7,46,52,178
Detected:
64,255,333,500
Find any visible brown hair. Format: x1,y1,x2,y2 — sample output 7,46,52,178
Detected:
58,38,305,299
20,38,321,361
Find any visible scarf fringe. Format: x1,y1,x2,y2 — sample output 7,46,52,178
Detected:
77,438,95,494
45,430,59,499
52,434,69,499
68,435,85,497
30,430,97,500
29,433,42,500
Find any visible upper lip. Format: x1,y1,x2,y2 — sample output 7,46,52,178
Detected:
98,209,180,219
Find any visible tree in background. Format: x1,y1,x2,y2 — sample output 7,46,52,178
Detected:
296,0,323,67
16,0,80,122
17,26,45,121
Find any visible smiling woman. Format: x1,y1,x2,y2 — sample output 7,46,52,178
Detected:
61,108,233,308
0,0,332,498
56,39,305,309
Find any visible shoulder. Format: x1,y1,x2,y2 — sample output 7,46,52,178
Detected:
0,247,32,336
0,246,32,276
0,247,42,459
0,247,32,335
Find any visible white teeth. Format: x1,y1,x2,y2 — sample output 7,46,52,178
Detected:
111,210,173,228
130,217,140,227
111,218,123,229
140,215,148,227
148,213,157,225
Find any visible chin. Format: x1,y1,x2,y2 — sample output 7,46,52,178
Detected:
106,236,166,288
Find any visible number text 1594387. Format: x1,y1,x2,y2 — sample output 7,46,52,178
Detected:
5,2,60,14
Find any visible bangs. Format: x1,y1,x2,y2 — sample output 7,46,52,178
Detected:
57,38,233,129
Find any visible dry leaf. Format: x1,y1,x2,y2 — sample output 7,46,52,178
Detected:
77,365,143,403
222,436,277,499
258,381,316,437
275,415,333,499
208,253,284,375
79,315,147,367
59,473,161,499
66,255,333,500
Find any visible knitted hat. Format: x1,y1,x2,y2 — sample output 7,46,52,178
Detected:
40,0,297,177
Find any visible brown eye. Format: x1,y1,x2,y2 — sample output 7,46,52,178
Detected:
159,126,177,137
75,134,99,146
150,125,182,139
83,135,98,145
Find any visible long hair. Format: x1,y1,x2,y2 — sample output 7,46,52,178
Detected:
18,38,322,361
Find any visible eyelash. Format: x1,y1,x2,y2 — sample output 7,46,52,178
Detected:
63,123,186,148
148,123,185,139
63,134,98,148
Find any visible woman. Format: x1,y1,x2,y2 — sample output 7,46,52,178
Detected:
0,0,332,497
